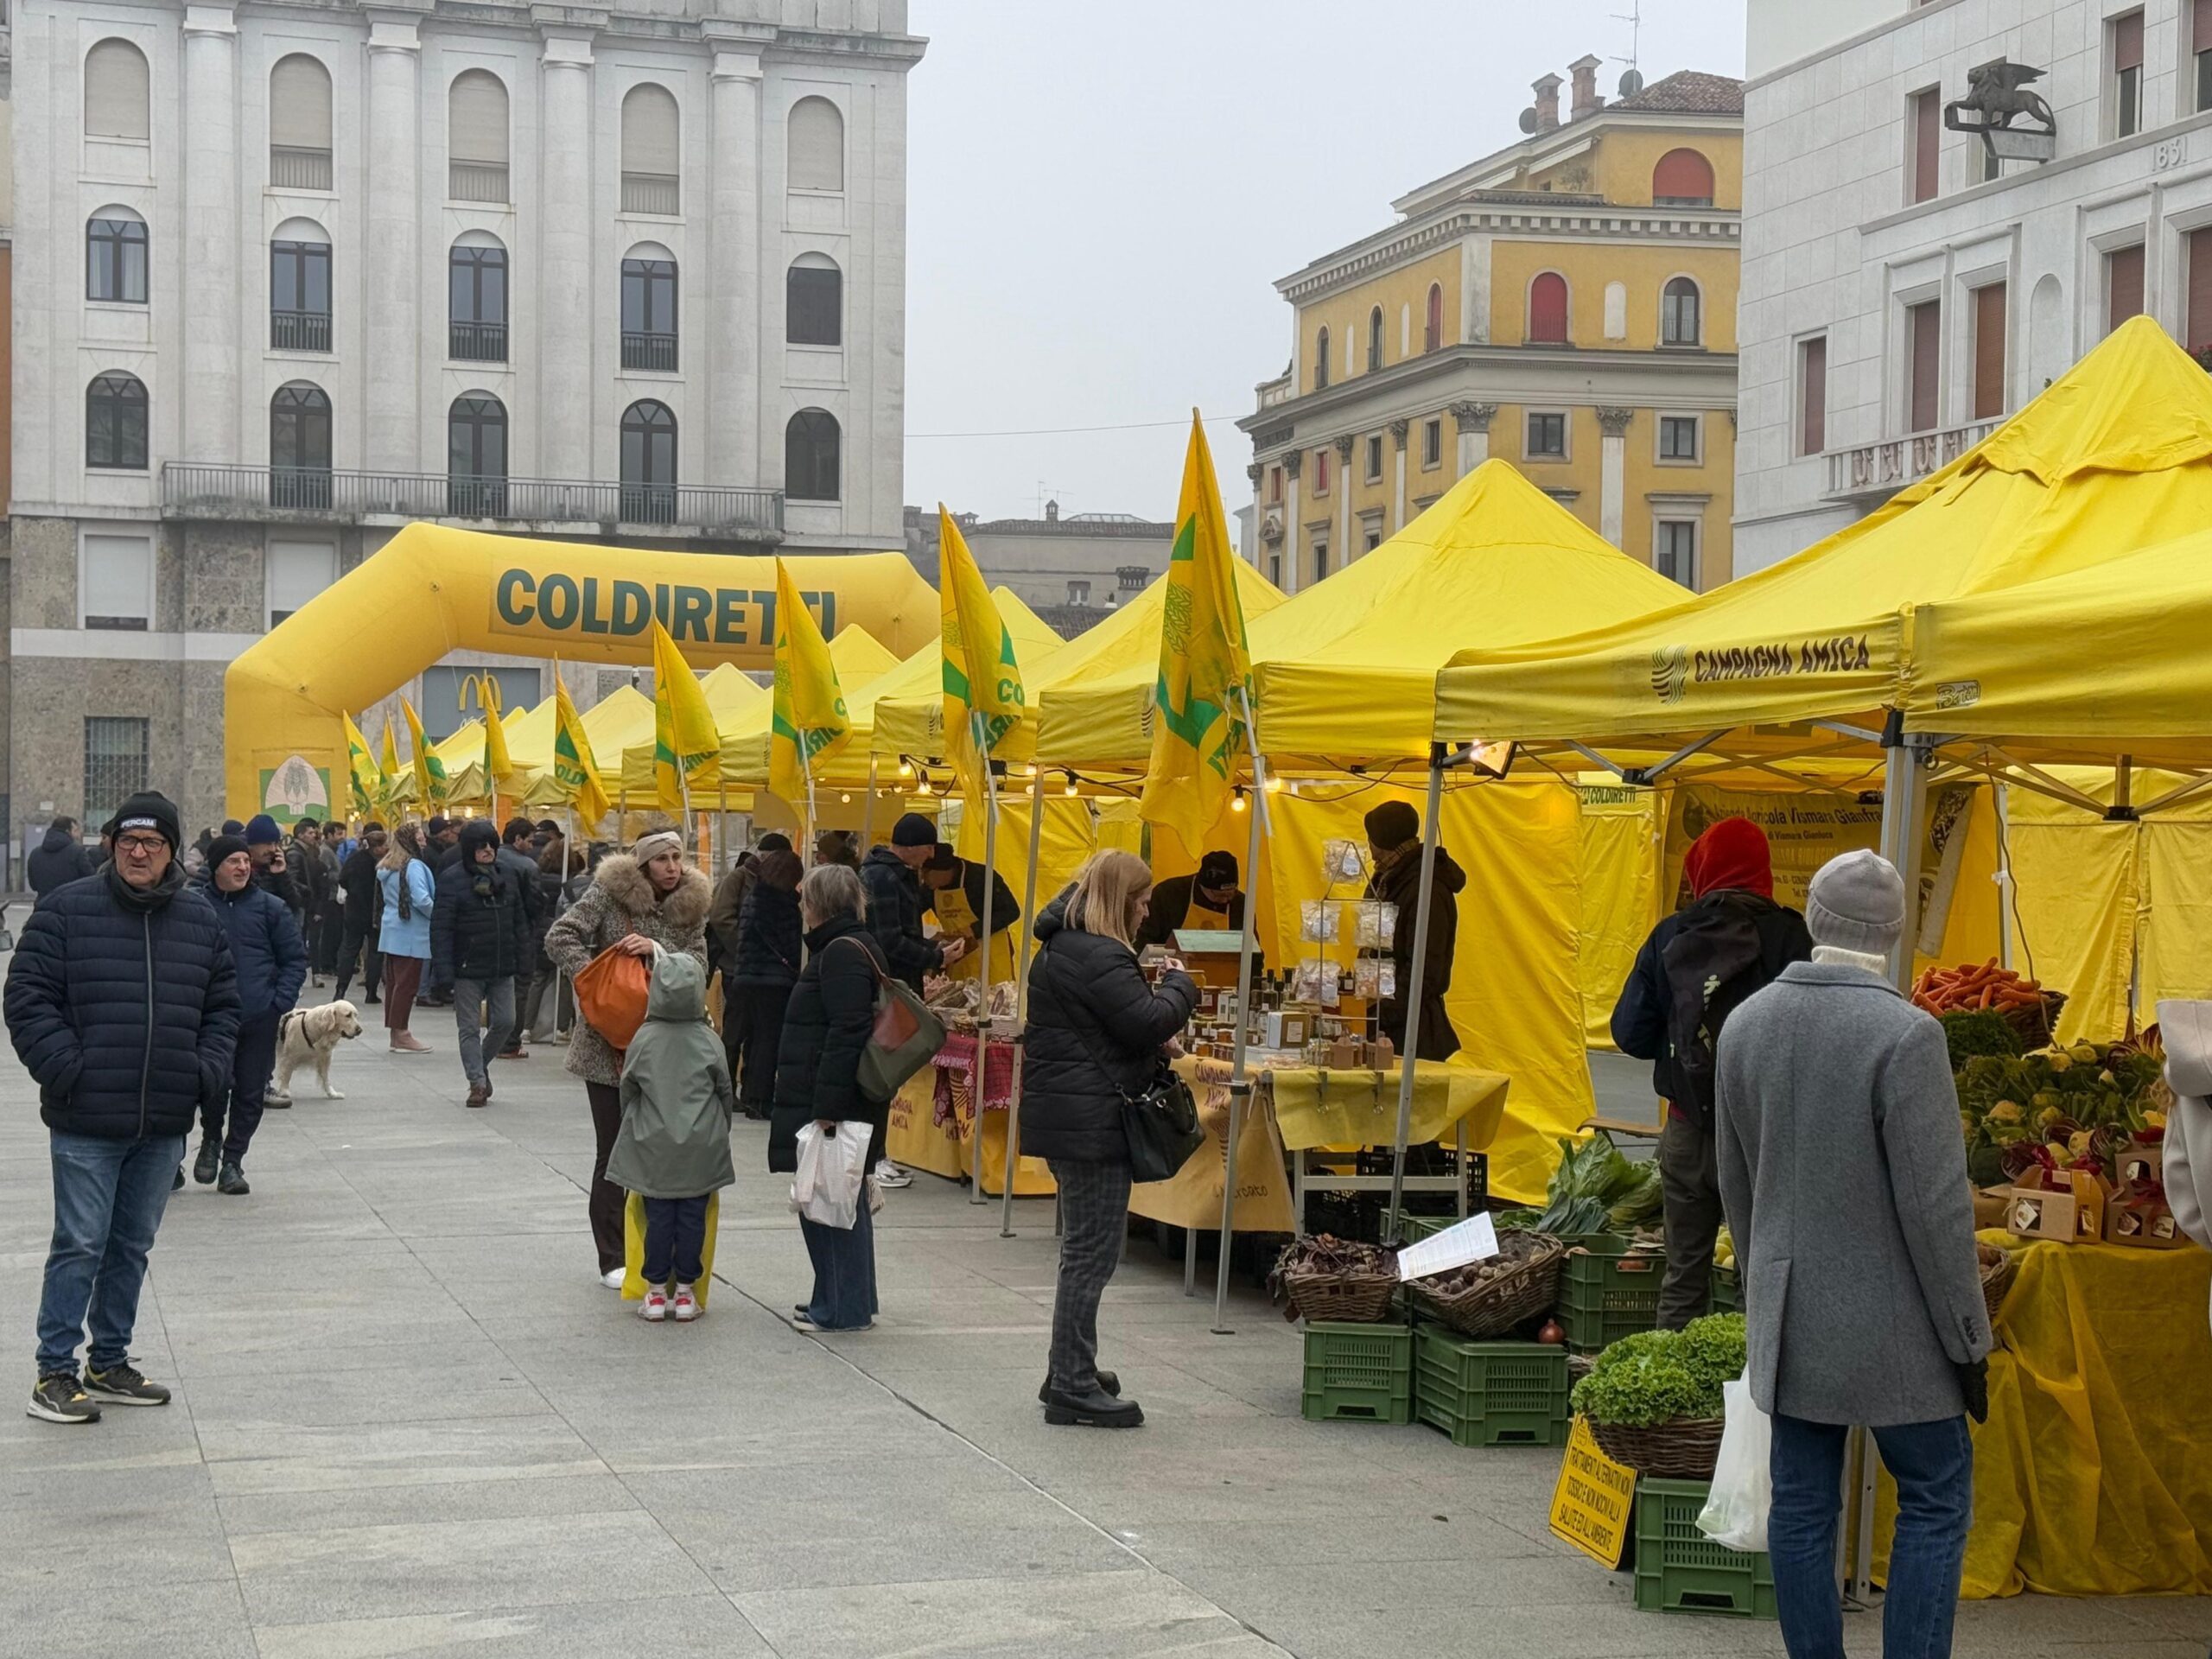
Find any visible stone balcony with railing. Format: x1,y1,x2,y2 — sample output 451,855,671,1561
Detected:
1823,416,2005,502
160,462,783,541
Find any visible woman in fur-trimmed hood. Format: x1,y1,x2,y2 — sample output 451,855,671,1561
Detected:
543,830,712,1283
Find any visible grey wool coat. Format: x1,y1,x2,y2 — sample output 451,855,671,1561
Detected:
542,854,711,1086
1714,960,1992,1427
605,953,736,1199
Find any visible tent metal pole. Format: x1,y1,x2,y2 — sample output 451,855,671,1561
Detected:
969,715,998,1205
1211,689,1270,1333
1385,746,1447,1238
1995,784,2014,973
1001,785,1046,1238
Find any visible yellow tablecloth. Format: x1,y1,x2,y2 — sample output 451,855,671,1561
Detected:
1131,1058,1298,1233
1877,1236,2212,1598
882,1070,1056,1196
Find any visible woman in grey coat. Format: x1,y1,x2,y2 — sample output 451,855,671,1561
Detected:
1714,849,1991,1659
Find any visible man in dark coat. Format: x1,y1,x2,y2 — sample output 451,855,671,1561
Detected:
1612,816,1813,1328
333,823,387,1005
430,819,532,1108
493,818,547,1058
728,848,804,1118
287,818,342,985
1133,850,1245,951
1364,800,1466,1063
856,814,964,1188
6,791,240,1425
194,834,308,1194
26,817,93,904
244,814,305,927
922,842,1020,972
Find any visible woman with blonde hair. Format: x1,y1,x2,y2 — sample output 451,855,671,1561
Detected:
1021,850,1197,1427
376,823,438,1052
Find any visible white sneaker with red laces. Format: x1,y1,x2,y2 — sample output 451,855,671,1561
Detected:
671,1284,700,1322
639,1287,667,1322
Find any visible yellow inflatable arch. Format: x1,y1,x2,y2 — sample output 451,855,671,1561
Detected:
225,524,938,818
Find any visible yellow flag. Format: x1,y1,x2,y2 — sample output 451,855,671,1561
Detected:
342,711,379,817
402,697,449,815
379,719,401,783
553,677,614,829
461,674,517,791
938,506,1025,802
1141,413,1257,858
650,621,720,814
769,560,851,807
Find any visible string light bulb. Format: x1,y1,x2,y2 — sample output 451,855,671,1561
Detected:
915,776,934,797
1022,761,1039,779
1063,771,1079,798
1264,775,1286,793
898,758,915,779
1230,788,1248,814
840,792,852,804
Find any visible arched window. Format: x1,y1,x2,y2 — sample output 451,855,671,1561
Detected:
1367,306,1384,373
86,39,150,141
270,54,334,190
1424,283,1444,353
450,232,507,362
789,96,845,192
1528,271,1569,345
787,253,842,346
620,244,678,372
785,409,841,502
1662,276,1702,346
620,400,677,522
448,69,510,203
87,208,149,303
448,393,508,517
621,84,680,214
1652,148,1716,207
87,372,149,470
1314,326,1331,391
270,382,333,509
270,218,333,352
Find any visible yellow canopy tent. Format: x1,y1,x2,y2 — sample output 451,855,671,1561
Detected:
866,588,1076,771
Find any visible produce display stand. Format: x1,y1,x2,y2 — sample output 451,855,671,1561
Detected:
882,1032,1055,1198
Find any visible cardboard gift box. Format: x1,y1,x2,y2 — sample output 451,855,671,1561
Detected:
2005,1167,2111,1245
2105,1141,2191,1250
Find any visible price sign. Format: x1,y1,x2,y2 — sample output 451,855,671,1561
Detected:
1548,1416,1638,1568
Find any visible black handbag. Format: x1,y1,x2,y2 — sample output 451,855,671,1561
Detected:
1046,944,1205,1184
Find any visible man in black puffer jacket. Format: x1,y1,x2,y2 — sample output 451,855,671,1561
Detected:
431,819,531,1108
193,834,307,1196
858,814,968,992
26,817,93,904
5,791,240,1426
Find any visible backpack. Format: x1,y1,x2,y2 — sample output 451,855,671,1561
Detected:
1660,895,1770,1124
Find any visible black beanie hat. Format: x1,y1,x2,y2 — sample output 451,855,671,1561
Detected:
107,791,183,851
1364,800,1421,849
1198,851,1239,887
891,811,938,848
756,832,793,855
207,834,251,871
459,819,501,861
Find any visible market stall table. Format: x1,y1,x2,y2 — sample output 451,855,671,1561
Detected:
883,1028,1054,1198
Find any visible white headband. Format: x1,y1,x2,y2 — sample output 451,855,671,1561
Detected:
632,830,683,864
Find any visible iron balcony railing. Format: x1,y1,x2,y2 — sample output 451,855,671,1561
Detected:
621,330,678,372
271,309,332,353
448,161,508,204
449,320,507,362
161,461,783,537
620,172,679,215
270,145,334,191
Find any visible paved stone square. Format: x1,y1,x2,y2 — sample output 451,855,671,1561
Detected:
0,1007,2204,1658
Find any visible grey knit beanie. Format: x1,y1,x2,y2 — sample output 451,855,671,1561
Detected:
1805,849,1907,955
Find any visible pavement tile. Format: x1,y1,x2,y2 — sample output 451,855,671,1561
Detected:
249,1595,777,1659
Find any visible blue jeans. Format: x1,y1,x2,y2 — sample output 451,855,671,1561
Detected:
798,1199,877,1330
37,1128,187,1377
1769,1412,1974,1659
642,1195,709,1286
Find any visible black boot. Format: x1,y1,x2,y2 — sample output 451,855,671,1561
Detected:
1039,1369,1118,1406
193,1141,221,1185
1044,1386,1141,1428
216,1160,251,1196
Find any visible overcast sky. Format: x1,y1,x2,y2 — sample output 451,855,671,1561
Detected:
901,0,1747,524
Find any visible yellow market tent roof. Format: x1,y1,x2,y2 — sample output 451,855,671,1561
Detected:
868,589,1073,766
1433,317,2212,761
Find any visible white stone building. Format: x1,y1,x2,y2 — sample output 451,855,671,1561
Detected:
1738,0,2212,572
9,0,922,836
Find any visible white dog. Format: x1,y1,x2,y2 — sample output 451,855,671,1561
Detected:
269,1001,364,1102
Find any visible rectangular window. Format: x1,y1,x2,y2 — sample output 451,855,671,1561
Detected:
1268,466,1282,504
2108,244,2146,334
2190,227,2212,355
267,540,337,628
1311,537,1329,584
1066,579,1090,606
1654,521,1699,589
81,532,153,631
1314,450,1331,494
1798,335,1827,456
2197,0,2212,111
86,219,149,303
787,265,841,346
1364,528,1382,553
1972,282,2007,421
1268,552,1282,586
271,240,334,353
1422,418,1441,468
84,718,150,830
1526,411,1566,458
1364,434,1383,482
1658,415,1700,461
2113,10,2145,138
1907,300,1942,433
1910,88,1940,205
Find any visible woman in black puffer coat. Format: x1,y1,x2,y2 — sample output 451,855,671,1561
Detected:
1023,850,1196,1429
730,849,804,1120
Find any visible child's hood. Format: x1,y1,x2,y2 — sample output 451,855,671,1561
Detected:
645,951,709,1022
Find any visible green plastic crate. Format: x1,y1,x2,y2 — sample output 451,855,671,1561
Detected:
1558,1233,1666,1353
1412,1326,1569,1446
1300,1319,1412,1424
1632,1478,1777,1619
1710,1264,1741,1314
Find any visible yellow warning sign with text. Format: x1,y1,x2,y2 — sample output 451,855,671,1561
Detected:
1549,1416,1638,1568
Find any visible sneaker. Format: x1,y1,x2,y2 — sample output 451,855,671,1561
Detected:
639,1287,667,1322
27,1373,100,1424
193,1141,220,1185
671,1285,700,1322
216,1160,250,1196
601,1268,625,1289
497,1047,528,1060
83,1362,171,1408
873,1160,913,1190
263,1093,291,1110
789,1309,817,1331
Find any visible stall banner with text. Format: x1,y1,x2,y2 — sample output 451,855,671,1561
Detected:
1549,1416,1638,1569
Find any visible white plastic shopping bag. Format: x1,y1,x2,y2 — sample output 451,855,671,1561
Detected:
790,1121,868,1230
1696,1373,1772,1553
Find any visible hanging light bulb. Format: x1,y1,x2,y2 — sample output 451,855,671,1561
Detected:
1063,771,1079,798
1022,761,1039,779
915,775,934,798
1230,788,1248,814
1264,775,1286,793
898,758,915,779
840,791,852,804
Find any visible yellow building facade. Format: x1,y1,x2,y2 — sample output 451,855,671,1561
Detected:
1242,64,1743,595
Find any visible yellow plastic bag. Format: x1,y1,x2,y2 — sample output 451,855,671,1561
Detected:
620,1190,721,1306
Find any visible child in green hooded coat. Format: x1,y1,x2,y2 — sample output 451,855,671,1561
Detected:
607,950,737,1322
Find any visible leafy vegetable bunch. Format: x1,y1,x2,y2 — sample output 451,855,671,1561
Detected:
1497,1131,1661,1237
1569,1313,1746,1427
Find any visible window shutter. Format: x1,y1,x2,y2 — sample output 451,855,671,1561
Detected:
1529,273,1568,343
1972,283,2007,420
623,85,680,177
2108,244,2145,332
1800,336,1827,455
788,97,845,191
268,542,338,621
1909,301,1941,432
1913,91,1940,203
449,71,508,166
83,534,153,623
85,40,151,141
2196,0,2212,49
1651,148,1714,203
2116,10,2145,70
271,55,334,150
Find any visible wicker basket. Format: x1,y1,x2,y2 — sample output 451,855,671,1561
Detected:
1404,1232,1567,1339
1282,1267,1399,1325
2001,990,2067,1046
1977,1243,2018,1328
1588,1414,1726,1480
